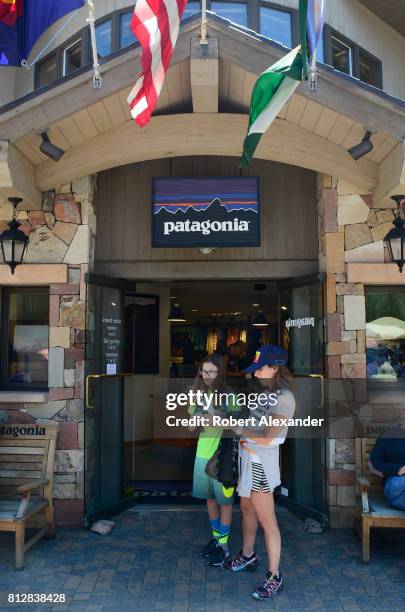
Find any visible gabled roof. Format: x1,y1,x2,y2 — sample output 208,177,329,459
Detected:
0,13,404,207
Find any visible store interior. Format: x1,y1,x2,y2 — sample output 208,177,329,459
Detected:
123,281,283,497
121,279,324,503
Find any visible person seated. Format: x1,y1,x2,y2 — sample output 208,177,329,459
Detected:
370,411,405,511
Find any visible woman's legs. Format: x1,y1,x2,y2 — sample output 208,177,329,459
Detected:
251,491,281,574
240,495,259,556
206,498,220,522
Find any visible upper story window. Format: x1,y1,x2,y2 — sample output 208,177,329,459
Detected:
260,4,293,48
0,288,49,390
211,2,248,27
63,39,83,76
33,4,382,92
331,35,353,76
96,18,112,58
119,11,134,49
182,2,200,19
36,53,58,89
325,28,382,89
359,49,381,88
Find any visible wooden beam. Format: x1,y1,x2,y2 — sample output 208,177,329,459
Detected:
0,141,41,207
374,140,405,207
35,113,377,192
95,260,319,281
0,21,195,143
190,37,219,113
206,20,405,142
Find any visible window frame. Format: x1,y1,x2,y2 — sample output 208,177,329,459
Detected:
324,26,382,89
0,287,49,392
92,14,114,60
208,0,249,28
365,285,405,392
259,1,297,49
115,7,137,52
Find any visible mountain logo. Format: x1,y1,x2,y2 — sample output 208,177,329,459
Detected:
152,180,260,248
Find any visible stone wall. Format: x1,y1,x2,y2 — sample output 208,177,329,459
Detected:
0,176,96,527
318,175,397,527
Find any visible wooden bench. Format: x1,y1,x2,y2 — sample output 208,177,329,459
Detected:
355,437,405,563
0,422,58,570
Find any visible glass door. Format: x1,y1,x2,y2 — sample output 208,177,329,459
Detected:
277,274,328,525
84,274,134,525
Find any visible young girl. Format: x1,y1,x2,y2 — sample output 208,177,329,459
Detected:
223,345,295,601
189,353,236,567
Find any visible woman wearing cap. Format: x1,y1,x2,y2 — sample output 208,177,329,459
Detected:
223,344,295,601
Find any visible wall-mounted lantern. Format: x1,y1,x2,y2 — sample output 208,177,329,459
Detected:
384,195,405,273
0,197,29,274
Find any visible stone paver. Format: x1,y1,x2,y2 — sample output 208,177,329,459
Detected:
0,506,404,611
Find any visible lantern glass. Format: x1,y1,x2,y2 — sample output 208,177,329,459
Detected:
389,236,404,262
1,238,13,263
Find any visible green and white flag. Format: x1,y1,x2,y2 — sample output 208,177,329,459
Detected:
240,45,304,167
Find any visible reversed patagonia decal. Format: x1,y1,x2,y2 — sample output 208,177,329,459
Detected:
285,317,315,329
152,176,260,248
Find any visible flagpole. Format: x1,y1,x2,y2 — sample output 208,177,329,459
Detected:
200,0,208,45
86,0,102,88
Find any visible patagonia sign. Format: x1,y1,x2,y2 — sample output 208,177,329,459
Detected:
152,177,260,248
0,425,46,437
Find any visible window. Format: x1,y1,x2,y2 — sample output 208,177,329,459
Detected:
36,53,59,88
365,288,405,382
211,2,248,27
331,35,353,76
95,18,112,58
119,11,135,49
0,288,49,389
325,28,382,89
183,2,200,19
359,49,380,88
260,5,292,48
63,39,82,76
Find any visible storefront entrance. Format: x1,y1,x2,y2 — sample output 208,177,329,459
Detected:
84,274,327,526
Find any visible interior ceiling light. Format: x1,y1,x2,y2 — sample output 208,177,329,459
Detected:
348,130,373,160
39,131,65,161
168,303,186,322
252,303,260,307
281,305,288,311
252,310,269,327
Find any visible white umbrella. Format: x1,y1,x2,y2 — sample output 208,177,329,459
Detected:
366,317,405,341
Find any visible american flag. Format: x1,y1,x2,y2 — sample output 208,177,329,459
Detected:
127,0,188,127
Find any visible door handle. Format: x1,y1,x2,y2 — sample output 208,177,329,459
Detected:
85,373,133,409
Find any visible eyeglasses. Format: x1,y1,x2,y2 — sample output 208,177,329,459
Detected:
201,369,218,377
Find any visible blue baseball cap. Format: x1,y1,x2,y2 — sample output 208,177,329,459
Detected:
245,345,288,373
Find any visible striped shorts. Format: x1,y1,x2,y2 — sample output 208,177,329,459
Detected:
251,460,272,493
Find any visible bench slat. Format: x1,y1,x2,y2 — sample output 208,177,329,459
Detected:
0,447,44,455
0,478,45,486
0,470,42,479
0,462,44,471
0,454,45,463
0,440,47,447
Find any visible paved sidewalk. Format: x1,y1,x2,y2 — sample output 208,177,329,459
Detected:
1,506,405,611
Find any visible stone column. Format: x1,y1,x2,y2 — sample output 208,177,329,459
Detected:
0,176,96,527
319,174,397,527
